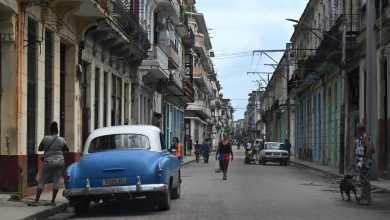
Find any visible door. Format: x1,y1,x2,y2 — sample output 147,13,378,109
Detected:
60,44,66,138
26,19,38,186
347,112,359,167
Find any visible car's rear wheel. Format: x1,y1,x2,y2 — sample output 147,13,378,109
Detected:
158,184,171,211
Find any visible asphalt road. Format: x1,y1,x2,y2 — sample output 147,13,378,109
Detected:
49,148,390,220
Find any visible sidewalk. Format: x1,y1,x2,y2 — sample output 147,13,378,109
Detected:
290,157,390,192
0,153,199,220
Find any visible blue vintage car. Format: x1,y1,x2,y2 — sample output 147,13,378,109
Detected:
63,125,181,213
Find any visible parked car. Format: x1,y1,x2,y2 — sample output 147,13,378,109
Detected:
258,142,289,166
63,125,181,213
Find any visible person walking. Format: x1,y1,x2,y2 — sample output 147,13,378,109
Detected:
353,123,375,205
284,139,292,164
187,136,193,156
202,138,210,163
171,137,183,162
215,133,233,180
194,140,201,163
29,122,69,206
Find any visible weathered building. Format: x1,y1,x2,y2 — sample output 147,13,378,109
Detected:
0,0,149,195
138,0,195,150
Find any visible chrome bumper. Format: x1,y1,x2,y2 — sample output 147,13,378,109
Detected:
63,184,168,198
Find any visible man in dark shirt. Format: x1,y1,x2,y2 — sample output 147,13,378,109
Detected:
202,138,210,163
284,139,292,164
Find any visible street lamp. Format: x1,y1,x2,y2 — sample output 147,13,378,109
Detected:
286,17,347,174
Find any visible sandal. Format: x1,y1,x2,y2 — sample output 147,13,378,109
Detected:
27,202,39,206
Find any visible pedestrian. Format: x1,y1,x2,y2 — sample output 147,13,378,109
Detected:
352,123,375,205
171,137,182,162
187,136,193,156
245,141,252,154
194,140,201,163
284,138,292,164
28,121,69,206
215,133,234,180
202,138,210,163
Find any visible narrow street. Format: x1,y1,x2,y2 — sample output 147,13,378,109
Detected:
49,148,390,220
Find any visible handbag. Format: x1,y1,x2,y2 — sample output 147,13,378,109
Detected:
215,160,221,173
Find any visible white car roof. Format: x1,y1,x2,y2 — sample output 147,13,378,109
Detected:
83,125,162,154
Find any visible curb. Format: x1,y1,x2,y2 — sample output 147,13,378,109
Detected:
290,160,390,193
290,160,342,180
22,203,68,220
181,153,215,167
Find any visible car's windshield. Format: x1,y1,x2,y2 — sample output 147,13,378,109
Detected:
266,143,282,150
88,134,151,153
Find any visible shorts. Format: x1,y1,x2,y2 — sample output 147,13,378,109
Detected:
38,160,64,190
358,167,370,185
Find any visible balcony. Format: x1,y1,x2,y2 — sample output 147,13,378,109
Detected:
50,0,149,64
140,45,169,79
155,0,180,24
194,33,212,72
159,39,181,68
193,66,209,92
186,100,211,118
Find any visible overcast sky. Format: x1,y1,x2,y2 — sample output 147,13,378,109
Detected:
195,0,309,120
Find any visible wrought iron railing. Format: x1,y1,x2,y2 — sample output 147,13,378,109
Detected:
97,0,149,53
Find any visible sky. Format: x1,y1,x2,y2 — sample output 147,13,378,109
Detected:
195,0,309,120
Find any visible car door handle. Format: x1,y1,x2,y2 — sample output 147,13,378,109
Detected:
103,168,125,172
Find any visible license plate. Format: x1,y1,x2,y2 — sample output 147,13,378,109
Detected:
273,153,280,156
102,178,127,186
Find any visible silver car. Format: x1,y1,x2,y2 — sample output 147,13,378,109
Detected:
258,142,289,166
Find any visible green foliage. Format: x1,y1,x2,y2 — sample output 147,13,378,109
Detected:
318,61,339,75
9,192,22,201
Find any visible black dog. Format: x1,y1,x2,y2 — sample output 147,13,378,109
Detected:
340,174,360,201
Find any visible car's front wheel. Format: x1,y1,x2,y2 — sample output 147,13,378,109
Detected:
171,181,181,199
261,157,266,165
158,185,171,211
69,198,90,214
171,174,181,199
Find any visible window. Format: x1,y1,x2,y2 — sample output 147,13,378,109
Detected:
103,72,108,127
111,74,122,125
60,44,66,138
94,68,100,129
44,29,53,134
160,132,167,150
88,134,151,153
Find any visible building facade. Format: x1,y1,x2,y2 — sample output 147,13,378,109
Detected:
0,0,225,196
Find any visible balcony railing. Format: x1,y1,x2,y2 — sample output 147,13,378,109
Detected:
97,0,149,56
145,45,169,69
186,100,211,116
195,33,207,55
